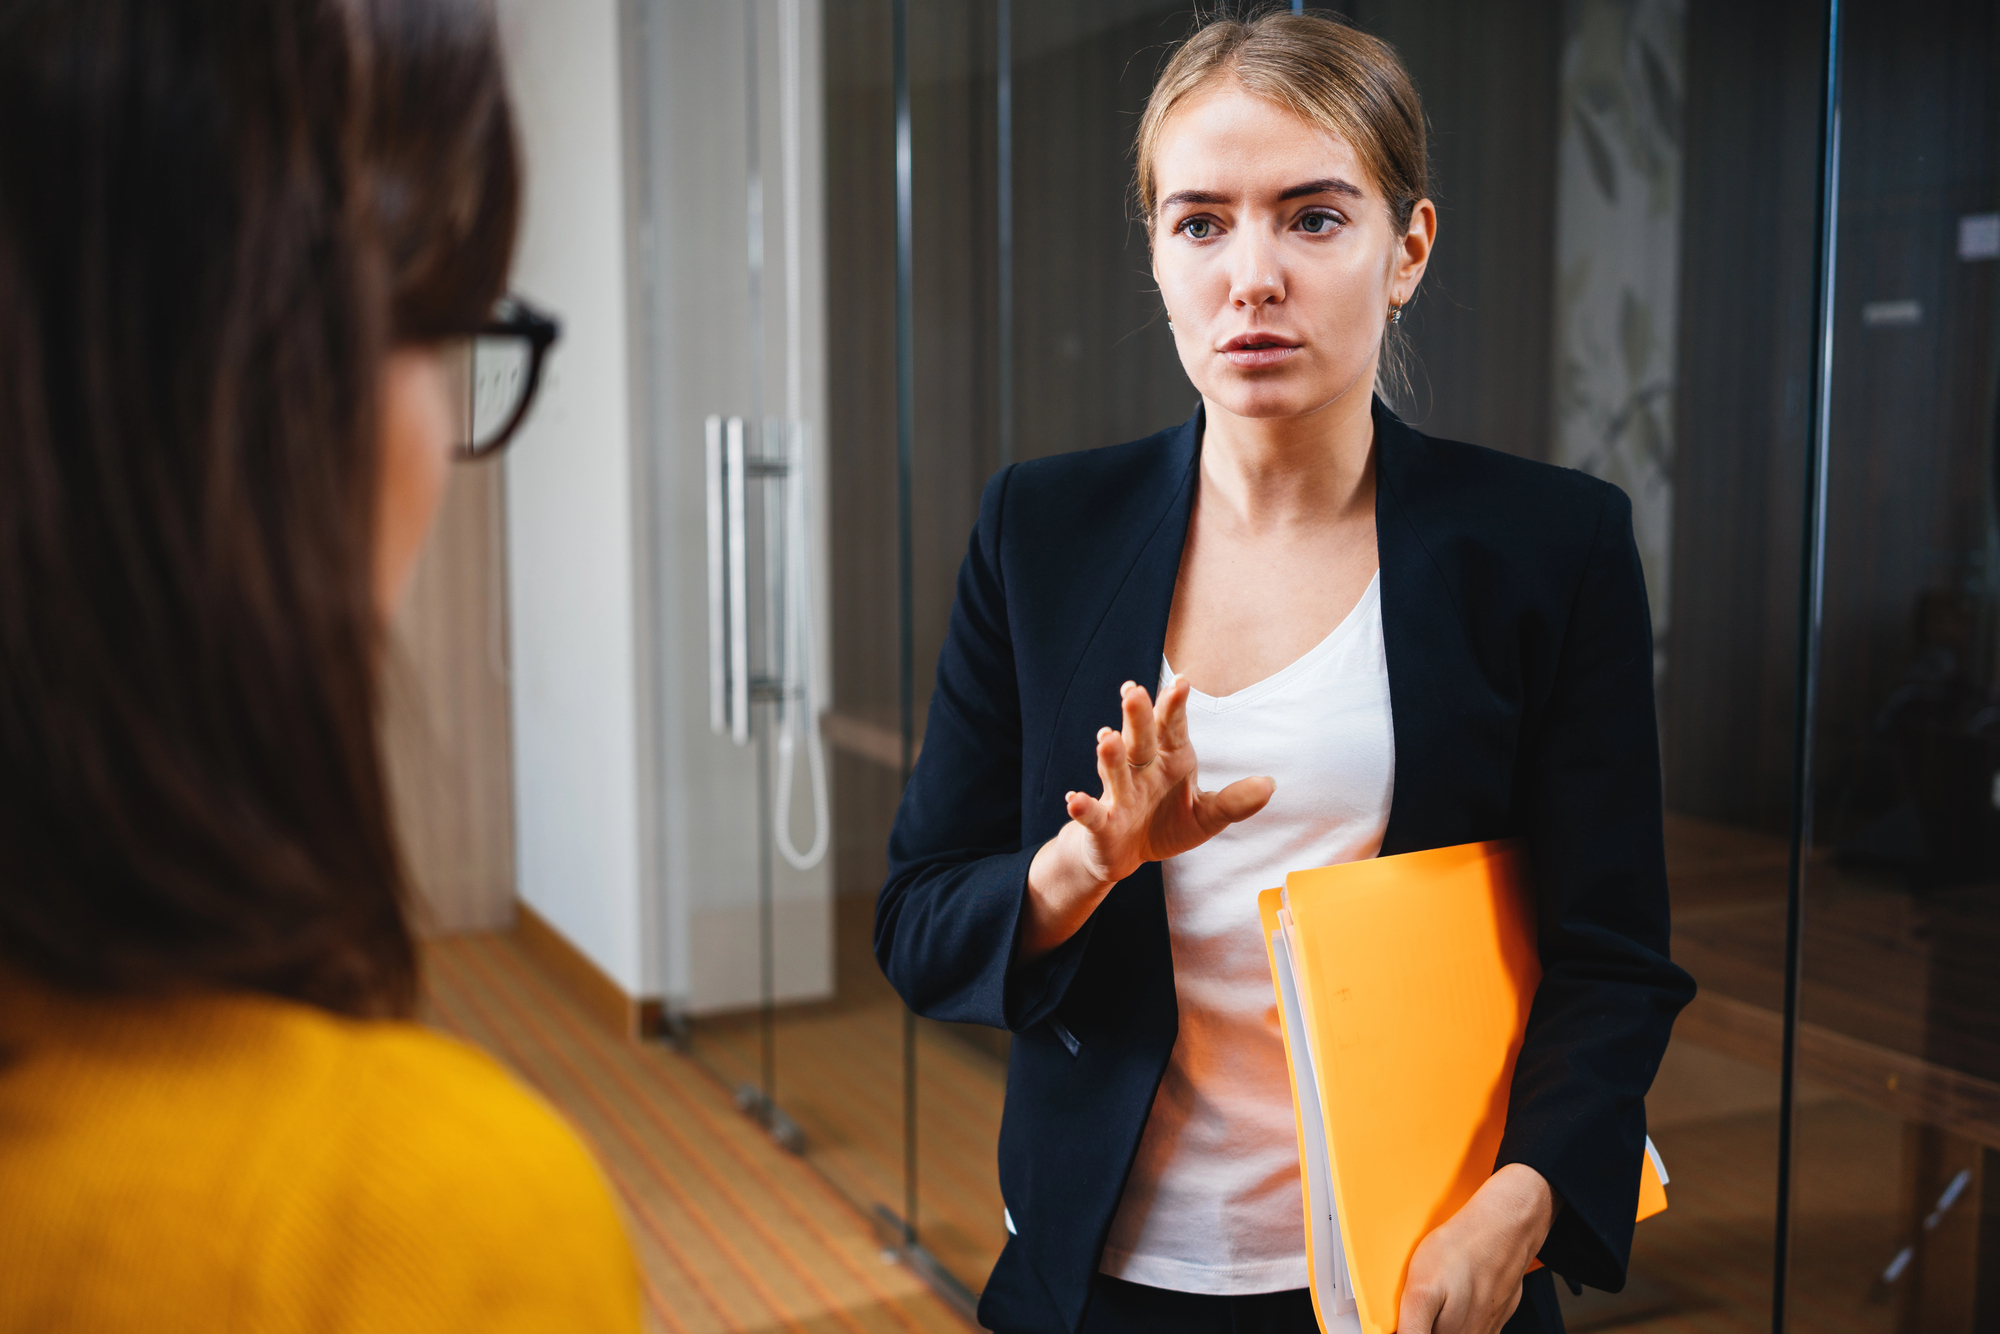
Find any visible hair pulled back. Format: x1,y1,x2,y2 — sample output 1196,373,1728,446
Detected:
0,0,520,1017
1135,9,1430,233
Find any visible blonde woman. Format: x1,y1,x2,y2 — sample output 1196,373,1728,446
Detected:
877,11,1692,1334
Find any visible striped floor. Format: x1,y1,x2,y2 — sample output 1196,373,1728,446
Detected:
681,1008,1009,1296
423,924,1908,1334
423,932,974,1334
676,889,1009,1296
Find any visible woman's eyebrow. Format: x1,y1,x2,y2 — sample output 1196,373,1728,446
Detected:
1159,179,1364,211
1160,188,1231,210
1278,177,1363,201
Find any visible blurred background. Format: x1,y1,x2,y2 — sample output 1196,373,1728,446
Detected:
392,0,2000,1329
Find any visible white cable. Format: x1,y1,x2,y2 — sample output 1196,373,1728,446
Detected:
775,420,829,870
771,0,827,872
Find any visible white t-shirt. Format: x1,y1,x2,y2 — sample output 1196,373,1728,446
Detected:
1099,571,1395,1295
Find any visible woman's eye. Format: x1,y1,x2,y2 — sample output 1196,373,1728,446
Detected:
1298,211,1341,234
1178,217,1214,240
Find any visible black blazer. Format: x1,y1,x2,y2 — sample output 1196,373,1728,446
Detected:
876,400,1695,1333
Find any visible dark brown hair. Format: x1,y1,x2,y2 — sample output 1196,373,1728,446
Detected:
0,0,520,1017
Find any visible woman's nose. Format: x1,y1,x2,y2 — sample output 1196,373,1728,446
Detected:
1228,229,1285,310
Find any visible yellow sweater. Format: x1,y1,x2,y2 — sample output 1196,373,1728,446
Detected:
0,973,640,1332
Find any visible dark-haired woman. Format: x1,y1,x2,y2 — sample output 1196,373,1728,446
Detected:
877,13,1693,1334
0,2,636,1328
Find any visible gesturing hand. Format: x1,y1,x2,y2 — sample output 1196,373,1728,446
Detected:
1017,676,1274,963
1065,675,1275,883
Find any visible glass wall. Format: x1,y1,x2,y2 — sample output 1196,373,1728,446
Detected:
823,0,1220,1300
1618,0,1828,1324
648,0,925,1287
830,0,1824,1319
1790,0,2000,1329
657,0,2000,1324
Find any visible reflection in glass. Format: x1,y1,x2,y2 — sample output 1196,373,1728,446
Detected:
466,336,530,449
446,296,560,459
1539,0,1821,1326
1793,0,2000,1328
834,0,1836,1321
665,0,1993,1325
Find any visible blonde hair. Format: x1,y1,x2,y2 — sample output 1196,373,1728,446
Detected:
1134,9,1431,402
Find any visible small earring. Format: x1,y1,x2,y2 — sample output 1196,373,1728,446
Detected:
1388,301,1404,326
1168,320,1176,331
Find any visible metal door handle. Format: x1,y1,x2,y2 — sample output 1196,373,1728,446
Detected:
705,414,727,736
725,416,750,745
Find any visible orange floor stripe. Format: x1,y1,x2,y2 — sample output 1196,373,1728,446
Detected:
431,944,810,1334
427,961,747,1333
422,934,972,1334
483,936,937,1334
450,939,868,1334
689,1014,1005,1246
424,958,697,1334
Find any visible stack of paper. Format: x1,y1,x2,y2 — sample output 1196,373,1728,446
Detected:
1258,840,1668,1334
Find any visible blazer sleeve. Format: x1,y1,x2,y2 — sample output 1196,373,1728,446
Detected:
1495,485,1697,1291
874,466,1092,1033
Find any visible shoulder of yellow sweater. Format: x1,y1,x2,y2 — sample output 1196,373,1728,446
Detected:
333,1019,613,1203
239,1011,641,1333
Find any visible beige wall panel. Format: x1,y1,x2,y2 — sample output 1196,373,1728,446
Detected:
383,461,517,936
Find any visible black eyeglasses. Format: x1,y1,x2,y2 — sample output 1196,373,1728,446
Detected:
446,294,561,459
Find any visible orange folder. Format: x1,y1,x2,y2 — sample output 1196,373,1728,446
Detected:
1258,840,1668,1334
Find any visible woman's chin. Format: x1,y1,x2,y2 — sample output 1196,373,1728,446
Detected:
1202,379,1363,424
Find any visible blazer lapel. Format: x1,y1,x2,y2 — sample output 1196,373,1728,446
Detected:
1031,411,1201,821
1374,399,1483,857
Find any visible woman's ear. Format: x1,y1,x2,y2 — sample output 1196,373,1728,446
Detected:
1394,198,1438,300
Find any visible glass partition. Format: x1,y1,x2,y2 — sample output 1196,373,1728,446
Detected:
1790,0,2000,1328
829,0,1835,1319
635,0,920,1275
1618,0,1831,1325
901,0,1206,1294
637,0,1995,1326
841,0,1839,1317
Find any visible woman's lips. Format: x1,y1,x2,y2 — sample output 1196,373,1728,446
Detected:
1219,338,1301,369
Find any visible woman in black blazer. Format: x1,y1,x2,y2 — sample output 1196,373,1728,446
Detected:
876,14,1693,1334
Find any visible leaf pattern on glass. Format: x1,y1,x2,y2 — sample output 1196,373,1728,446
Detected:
1640,37,1681,149
1574,104,1622,205
1553,0,1687,657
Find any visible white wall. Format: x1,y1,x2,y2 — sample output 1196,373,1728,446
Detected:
496,0,832,1012
497,0,647,994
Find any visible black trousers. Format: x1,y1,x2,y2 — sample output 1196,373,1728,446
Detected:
1074,1275,1317,1334
987,1268,1567,1334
